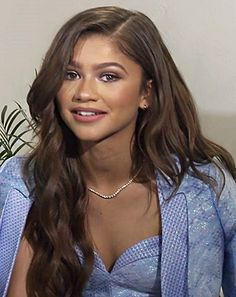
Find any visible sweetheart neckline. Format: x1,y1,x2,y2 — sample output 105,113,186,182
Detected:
94,234,162,273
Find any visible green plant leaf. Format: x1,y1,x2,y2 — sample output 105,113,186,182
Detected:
0,126,11,150
14,101,22,109
0,148,13,158
9,134,34,149
0,151,14,166
0,101,35,164
10,129,31,148
0,141,9,153
3,108,19,130
5,109,22,133
12,142,30,155
1,105,7,126
8,118,27,141
0,139,10,152
0,150,9,160
14,101,36,134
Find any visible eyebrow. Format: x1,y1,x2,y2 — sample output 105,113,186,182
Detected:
68,61,128,74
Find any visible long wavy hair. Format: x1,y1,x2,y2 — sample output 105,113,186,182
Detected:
23,6,236,297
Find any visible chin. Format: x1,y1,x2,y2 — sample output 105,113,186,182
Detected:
76,133,118,148
74,132,105,144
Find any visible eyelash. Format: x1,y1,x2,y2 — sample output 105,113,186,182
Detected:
100,73,120,82
65,70,80,80
65,70,120,82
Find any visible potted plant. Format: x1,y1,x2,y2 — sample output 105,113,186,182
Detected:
0,102,35,166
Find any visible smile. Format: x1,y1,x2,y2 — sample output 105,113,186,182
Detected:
77,111,101,116
71,110,107,122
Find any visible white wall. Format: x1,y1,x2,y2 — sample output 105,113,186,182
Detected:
0,0,235,158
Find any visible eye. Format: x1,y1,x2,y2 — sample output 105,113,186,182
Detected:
65,70,80,80
100,73,120,82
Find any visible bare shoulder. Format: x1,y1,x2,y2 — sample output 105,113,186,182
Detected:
7,237,33,297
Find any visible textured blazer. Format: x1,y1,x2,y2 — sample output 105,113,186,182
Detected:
0,157,236,297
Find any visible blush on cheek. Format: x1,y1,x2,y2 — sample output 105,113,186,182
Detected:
118,91,142,109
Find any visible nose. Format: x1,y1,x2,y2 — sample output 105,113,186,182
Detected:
73,78,98,102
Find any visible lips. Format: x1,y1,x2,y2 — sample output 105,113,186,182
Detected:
71,107,107,116
77,111,99,116
71,107,107,122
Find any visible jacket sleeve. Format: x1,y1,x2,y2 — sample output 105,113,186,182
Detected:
213,165,236,296
0,158,16,217
0,157,32,297
0,157,29,216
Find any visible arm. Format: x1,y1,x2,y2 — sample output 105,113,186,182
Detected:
6,238,33,297
0,157,32,297
214,166,236,296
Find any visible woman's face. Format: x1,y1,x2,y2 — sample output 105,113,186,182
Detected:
57,34,148,145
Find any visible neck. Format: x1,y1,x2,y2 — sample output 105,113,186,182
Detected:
80,137,134,191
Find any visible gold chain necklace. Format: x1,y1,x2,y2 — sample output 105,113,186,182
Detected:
87,171,140,199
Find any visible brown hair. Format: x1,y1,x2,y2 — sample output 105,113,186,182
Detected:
23,6,236,297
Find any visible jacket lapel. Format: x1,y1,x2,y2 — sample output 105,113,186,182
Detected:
157,172,188,296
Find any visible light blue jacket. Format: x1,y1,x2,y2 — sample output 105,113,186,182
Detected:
0,157,236,297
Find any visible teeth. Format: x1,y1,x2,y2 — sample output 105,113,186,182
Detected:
78,111,97,116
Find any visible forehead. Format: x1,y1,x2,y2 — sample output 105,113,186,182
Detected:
73,34,120,56
71,34,141,72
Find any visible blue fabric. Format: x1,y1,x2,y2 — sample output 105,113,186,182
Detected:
78,236,161,296
0,156,236,297
0,188,32,297
159,192,188,296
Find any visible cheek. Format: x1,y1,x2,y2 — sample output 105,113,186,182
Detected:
108,85,141,108
57,83,75,104
56,90,71,114
56,97,67,113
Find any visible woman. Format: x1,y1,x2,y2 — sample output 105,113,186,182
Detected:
0,6,235,297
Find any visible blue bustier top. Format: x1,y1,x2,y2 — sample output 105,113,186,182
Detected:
77,235,161,296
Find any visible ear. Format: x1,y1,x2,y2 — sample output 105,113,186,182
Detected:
139,79,153,110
